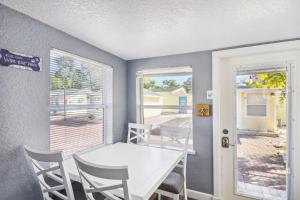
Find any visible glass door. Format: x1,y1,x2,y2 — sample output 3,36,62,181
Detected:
235,67,289,200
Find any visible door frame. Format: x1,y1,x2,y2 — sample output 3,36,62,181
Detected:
212,40,300,200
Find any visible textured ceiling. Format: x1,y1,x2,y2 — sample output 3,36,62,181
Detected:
1,0,300,60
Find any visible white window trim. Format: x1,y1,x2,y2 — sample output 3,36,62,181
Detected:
50,49,113,155
103,66,113,145
136,67,195,154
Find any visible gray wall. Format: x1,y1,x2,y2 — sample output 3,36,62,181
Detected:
6,2,297,197
0,4,127,199
127,51,213,194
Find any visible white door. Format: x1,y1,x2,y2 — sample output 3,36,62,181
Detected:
220,62,290,200
212,42,300,200
213,41,300,200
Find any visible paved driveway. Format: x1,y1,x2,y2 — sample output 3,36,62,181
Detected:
50,119,103,155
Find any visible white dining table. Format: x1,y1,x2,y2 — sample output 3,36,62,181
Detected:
63,142,183,200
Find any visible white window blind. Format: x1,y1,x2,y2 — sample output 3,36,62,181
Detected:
50,49,112,155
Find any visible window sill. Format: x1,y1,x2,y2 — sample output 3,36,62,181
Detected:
187,149,196,155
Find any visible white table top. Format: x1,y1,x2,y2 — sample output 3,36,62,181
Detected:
63,142,183,200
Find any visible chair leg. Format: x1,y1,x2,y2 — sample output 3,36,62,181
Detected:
183,181,188,200
158,193,161,200
43,192,50,200
174,194,180,200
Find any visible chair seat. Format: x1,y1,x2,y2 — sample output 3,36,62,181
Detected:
158,172,184,194
92,192,106,200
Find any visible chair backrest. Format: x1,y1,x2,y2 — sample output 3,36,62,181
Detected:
160,126,191,151
24,146,75,200
73,154,130,200
159,126,191,176
127,123,152,145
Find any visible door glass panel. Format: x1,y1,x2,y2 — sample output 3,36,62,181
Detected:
235,69,288,200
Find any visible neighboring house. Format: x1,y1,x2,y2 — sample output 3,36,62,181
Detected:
143,89,163,118
50,89,102,106
236,88,286,133
152,87,192,108
143,87,192,118
50,89,102,120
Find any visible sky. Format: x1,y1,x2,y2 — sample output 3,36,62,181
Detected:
236,75,251,86
151,75,191,85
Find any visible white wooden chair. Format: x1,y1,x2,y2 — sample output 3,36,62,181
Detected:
73,154,131,200
127,123,152,145
156,126,191,200
24,146,75,200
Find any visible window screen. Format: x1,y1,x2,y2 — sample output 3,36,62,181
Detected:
50,50,111,155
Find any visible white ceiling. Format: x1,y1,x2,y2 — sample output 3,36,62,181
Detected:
1,0,300,60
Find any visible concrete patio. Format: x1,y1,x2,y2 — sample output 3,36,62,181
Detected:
237,132,287,199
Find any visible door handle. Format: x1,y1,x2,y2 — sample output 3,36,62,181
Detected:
221,136,235,148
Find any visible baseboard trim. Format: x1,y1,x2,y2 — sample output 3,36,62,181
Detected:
187,189,214,200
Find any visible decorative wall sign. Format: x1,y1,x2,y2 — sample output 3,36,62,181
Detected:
196,104,211,116
0,49,41,72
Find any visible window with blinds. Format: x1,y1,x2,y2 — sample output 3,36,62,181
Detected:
50,49,112,155
246,93,268,117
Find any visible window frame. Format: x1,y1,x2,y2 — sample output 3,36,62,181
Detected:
49,49,113,156
136,67,195,154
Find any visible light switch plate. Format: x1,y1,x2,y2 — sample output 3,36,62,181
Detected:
207,90,213,100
